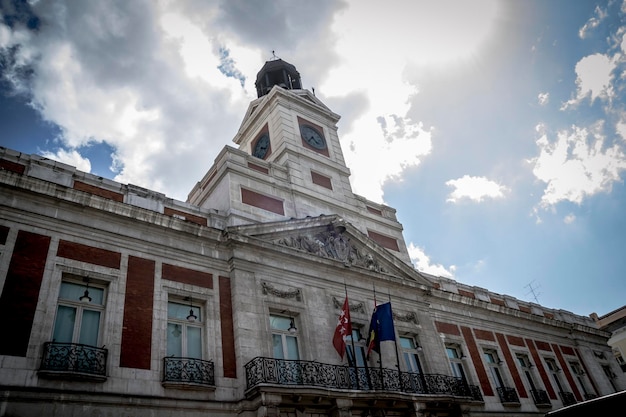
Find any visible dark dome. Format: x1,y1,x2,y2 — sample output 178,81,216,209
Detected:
255,59,302,98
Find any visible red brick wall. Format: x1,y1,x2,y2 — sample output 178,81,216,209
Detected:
120,256,155,369
496,332,527,398
366,206,383,216
57,240,121,269
162,263,213,288
474,329,495,341
241,188,284,215
248,162,269,174
461,326,494,396
526,338,556,399
435,321,461,336
0,159,25,174
163,207,208,227
535,341,552,351
73,181,124,202
489,297,505,306
458,289,475,299
553,343,582,401
311,171,332,190
507,335,525,347
219,276,237,378
367,230,400,252
0,230,50,356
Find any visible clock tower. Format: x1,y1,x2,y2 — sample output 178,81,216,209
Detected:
188,58,412,264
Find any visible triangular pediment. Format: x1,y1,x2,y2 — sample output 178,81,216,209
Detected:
225,215,432,287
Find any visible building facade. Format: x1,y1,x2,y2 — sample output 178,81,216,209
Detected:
0,59,623,417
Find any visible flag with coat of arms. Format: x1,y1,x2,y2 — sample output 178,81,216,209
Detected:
332,296,352,359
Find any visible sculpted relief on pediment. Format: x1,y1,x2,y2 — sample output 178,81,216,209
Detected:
273,227,387,273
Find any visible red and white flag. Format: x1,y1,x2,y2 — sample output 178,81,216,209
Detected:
333,296,352,359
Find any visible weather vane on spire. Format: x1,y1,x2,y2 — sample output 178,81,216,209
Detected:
271,50,278,60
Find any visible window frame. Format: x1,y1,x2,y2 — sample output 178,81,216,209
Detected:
446,344,468,382
52,278,106,347
166,298,204,359
483,348,506,389
270,313,300,360
399,335,423,374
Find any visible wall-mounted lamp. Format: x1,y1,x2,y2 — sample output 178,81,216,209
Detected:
288,317,298,334
79,278,92,303
186,297,197,322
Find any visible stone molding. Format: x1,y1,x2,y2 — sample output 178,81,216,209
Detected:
262,281,302,301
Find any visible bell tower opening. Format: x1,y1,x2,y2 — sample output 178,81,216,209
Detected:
255,54,302,98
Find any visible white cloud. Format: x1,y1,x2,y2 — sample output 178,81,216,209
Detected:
445,175,508,203
617,115,626,141
578,6,607,39
41,149,92,173
530,124,626,208
564,213,576,224
538,92,549,106
562,53,617,108
407,243,455,278
322,0,499,203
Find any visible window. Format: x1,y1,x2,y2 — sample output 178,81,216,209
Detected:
446,345,467,381
270,314,299,360
570,361,594,398
346,327,368,367
545,358,564,391
516,354,538,391
484,349,505,388
400,336,423,373
601,364,618,392
167,300,202,359
52,280,105,347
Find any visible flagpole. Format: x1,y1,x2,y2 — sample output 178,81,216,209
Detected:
388,292,402,388
345,281,360,390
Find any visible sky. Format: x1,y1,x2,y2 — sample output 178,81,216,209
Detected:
1,0,625,318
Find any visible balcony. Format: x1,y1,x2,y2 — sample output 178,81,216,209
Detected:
162,357,215,389
530,388,552,407
39,342,107,381
496,386,520,405
244,357,483,401
559,391,576,406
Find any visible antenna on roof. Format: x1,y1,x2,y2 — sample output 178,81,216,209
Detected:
524,280,541,304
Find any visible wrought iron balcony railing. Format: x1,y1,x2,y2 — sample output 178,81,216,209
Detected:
530,388,551,406
496,386,520,404
163,356,215,387
559,391,576,406
244,357,482,401
39,342,107,379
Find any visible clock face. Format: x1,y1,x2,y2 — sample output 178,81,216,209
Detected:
300,125,327,150
252,133,270,159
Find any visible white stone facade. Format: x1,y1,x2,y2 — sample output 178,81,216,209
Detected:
0,66,623,417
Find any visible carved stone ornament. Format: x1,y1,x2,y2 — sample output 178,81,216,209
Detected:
393,311,419,324
273,225,387,272
262,282,302,301
332,296,365,314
